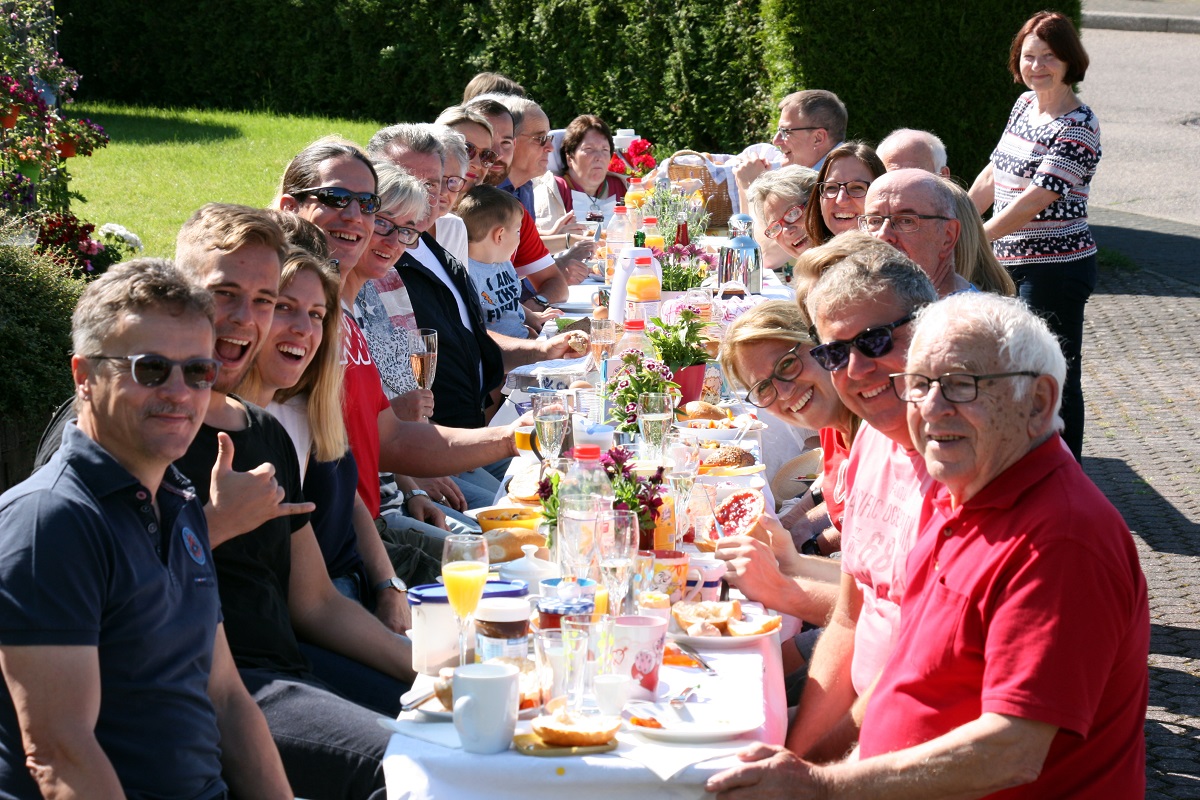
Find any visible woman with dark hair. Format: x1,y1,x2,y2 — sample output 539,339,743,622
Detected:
970,10,1100,460
534,113,629,232
802,142,886,246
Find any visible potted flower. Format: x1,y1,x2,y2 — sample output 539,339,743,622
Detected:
609,137,657,179
604,349,678,435
648,309,711,403
654,242,717,293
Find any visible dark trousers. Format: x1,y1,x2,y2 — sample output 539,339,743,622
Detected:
1010,253,1098,461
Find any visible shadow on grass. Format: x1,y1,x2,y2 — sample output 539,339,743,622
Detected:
66,110,242,145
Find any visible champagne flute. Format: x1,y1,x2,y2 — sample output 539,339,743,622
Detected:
589,318,616,375
596,509,638,616
441,533,489,667
533,392,570,461
408,327,438,392
664,433,701,548
637,392,674,463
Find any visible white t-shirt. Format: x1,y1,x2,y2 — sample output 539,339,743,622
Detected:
434,213,469,268
266,396,312,485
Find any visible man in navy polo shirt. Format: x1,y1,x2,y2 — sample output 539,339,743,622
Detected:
0,260,290,799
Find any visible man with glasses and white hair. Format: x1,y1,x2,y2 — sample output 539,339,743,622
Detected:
709,292,1149,799
859,168,969,297
876,128,951,176
781,248,939,762
0,259,291,798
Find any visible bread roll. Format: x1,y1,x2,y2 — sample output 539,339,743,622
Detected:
702,445,755,468
483,527,547,564
672,599,742,633
682,400,726,421
532,707,621,747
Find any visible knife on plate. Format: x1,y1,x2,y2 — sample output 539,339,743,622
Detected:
673,641,718,676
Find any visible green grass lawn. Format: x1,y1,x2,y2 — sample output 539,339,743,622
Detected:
64,102,388,257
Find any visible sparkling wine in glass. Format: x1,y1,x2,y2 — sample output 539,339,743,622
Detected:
589,318,616,371
533,392,570,461
638,392,674,463
665,433,701,548
597,509,638,616
408,328,438,390
441,533,489,666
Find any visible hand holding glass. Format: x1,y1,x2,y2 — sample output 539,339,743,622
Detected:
442,534,489,667
533,392,570,461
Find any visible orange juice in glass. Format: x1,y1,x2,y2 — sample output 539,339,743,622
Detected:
442,534,490,665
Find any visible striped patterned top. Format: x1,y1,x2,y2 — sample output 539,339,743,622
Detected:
990,92,1101,266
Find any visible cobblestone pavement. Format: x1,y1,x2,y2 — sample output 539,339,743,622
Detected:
1083,266,1200,796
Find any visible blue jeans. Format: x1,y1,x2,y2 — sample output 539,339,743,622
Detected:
1009,253,1097,461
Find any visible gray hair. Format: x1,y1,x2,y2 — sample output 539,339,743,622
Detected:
73,258,214,359
432,125,470,172
747,165,819,222
433,105,494,139
373,160,430,224
368,122,445,166
497,95,542,132
805,247,938,327
878,128,948,173
910,292,1066,428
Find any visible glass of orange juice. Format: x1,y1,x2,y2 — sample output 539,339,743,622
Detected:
442,533,490,666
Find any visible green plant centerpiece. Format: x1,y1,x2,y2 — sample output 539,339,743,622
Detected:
639,185,711,249
604,349,678,435
647,309,712,374
654,242,716,292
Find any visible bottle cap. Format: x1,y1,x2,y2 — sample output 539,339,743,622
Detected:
643,216,657,224
475,597,533,623
624,319,645,331
630,177,642,186
614,205,627,214
635,256,652,265
574,444,602,459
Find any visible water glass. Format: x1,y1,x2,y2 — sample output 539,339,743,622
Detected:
561,613,614,714
596,509,638,616
638,392,674,463
664,433,700,548
556,494,600,580
534,628,568,705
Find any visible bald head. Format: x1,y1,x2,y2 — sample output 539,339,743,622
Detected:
877,129,949,177
862,169,962,296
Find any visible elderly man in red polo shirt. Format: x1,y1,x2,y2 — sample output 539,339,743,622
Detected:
708,291,1149,799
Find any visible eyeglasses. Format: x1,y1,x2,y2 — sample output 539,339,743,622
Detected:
817,180,871,200
290,186,380,214
519,131,553,146
87,354,221,390
442,175,466,193
810,312,916,371
373,217,420,244
745,342,807,408
775,126,823,140
463,142,499,168
890,371,1040,403
858,213,951,234
763,203,806,240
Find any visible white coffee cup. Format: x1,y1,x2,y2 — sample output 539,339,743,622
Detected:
453,662,520,754
593,673,635,715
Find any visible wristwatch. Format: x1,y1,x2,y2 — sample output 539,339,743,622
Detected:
374,576,408,596
800,534,823,557
403,488,430,507
528,293,551,311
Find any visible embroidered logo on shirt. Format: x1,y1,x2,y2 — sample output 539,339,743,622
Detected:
182,527,206,565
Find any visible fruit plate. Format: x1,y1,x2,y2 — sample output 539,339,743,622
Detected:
623,701,763,743
667,612,782,649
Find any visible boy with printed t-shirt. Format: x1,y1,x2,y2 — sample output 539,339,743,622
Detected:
460,185,558,338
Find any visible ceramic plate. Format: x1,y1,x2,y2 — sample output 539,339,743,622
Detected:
667,613,782,649
672,421,767,441
550,301,595,314
402,691,541,721
624,701,762,743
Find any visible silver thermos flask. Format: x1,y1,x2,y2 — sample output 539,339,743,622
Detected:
717,214,762,294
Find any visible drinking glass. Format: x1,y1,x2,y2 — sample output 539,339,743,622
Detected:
596,509,638,616
407,328,438,391
562,613,614,714
441,534,489,667
589,318,617,374
637,392,674,462
557,494,600,580
532,392,570,461
664,433,700,548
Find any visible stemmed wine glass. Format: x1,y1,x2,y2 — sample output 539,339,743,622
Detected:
407,328,438,396
589,318,616,375
664,433,701,549
441,533,489,667
596,509,638,616
637,392,674,462
533,392,570,461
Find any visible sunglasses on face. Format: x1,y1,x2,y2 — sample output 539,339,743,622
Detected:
817,180,871,200
763,203,806,240
88,354,221,390
463,142,499,168
291,186,381,214
746,342,807,408
373,217,420,245
810,312,916,371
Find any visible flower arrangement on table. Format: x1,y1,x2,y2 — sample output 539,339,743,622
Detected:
640,185,711,249
609,137,656,179
604,348,678,435
653,242,717,292
536,446,666,546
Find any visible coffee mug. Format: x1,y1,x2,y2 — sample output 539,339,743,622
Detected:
610,614,668,697
591,288,610,307
513,425,543,460
685,553,726,602
452,662,520,754
649,550,690,604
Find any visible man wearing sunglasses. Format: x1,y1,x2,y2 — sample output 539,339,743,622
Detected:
0,260,292,798
860,169,968,297
710,292,1148,799
781,248,940,762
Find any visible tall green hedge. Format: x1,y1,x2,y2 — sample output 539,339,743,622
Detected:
59,0,1078,176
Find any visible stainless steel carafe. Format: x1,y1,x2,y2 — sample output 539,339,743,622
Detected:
717,214,762,294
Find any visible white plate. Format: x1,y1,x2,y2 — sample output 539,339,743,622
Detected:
624,701,762,743
402,691,541,721
667,613,782,649
551,301,595,314
672,421,767,440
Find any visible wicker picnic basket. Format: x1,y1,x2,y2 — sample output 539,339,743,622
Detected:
664,149,733,228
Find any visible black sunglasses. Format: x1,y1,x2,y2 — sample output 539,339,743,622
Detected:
373,216,420,245
463,142,499,168
291,186,381,214
810,312,916,371
88,354,221,390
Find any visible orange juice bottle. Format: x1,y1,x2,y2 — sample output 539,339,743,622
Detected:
641,216,665,251
624,256,661,321
624,177,646,229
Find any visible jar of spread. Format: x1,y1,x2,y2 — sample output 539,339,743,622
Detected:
536,597,594,630
474,597,531,662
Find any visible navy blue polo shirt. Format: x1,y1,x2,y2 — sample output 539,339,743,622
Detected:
0,423,225,800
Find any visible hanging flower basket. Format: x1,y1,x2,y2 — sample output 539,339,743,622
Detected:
55,140,76,158
15,160,40,182
1,107,18,129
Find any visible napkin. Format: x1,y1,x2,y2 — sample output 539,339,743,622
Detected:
614,732,747,781
384,715,463,749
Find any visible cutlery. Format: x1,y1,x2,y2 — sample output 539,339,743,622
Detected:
673,641,718,675
400,689,437,713
669,685,697,708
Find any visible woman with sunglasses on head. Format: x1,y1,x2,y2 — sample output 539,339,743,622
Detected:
534,113,629,233
746,165,820,267
802,142,886,247
970,10,1100,461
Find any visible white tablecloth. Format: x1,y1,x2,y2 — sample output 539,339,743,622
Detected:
383,634,785,800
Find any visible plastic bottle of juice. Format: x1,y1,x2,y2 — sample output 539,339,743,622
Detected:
604,205,635,287
642,216,665,251
624,177,646,229
624,256,662,322
613,318,652,357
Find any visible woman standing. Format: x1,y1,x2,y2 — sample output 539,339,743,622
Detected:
970,10,1100,460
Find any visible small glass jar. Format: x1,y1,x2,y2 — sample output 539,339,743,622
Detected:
475,597,532,662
